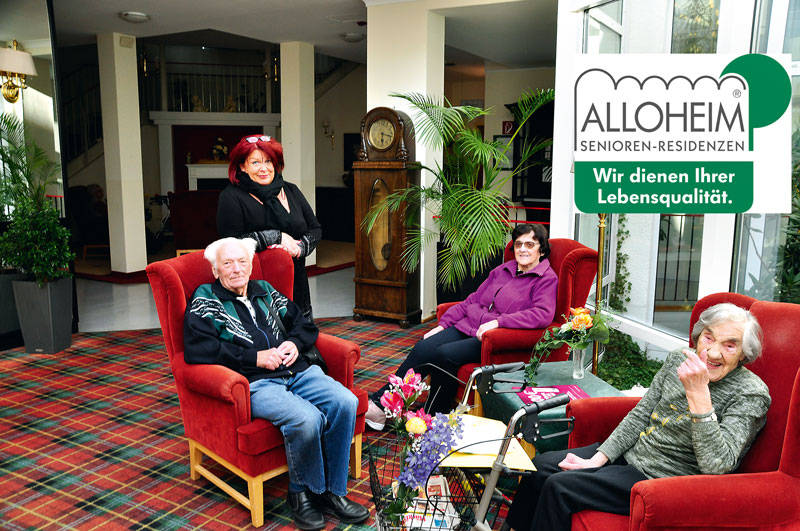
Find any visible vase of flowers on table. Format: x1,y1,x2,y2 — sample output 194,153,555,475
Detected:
369,369,464,529
525,307,611,385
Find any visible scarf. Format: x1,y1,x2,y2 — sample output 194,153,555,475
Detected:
235,171,306,236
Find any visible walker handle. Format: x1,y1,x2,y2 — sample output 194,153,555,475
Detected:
485,361,526,374
523,393,570,414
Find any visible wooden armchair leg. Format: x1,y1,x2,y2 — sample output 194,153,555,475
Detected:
189,439,202,480
350,433,362,479
247,475,265,527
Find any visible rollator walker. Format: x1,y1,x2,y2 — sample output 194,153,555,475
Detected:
369,362,574,531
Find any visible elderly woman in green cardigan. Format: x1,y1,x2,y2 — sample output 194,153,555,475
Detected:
504,302,771,531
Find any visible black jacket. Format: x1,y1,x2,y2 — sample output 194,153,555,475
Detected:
183,279,318,382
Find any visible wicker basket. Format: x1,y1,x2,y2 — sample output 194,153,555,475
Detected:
368,434,485,530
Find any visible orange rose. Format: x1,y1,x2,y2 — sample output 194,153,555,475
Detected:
570,307,590,316
571,313,593,330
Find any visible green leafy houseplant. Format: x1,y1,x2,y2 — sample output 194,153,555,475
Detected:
0,112,73,285
364,89,555,290
525,307,611,386
0,113,60,217
0,197,73,286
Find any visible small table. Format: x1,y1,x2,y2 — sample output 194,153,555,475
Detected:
479,361,625,455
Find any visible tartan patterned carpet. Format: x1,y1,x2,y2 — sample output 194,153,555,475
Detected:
0,318,431,530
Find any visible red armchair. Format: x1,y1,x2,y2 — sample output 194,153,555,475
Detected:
435,238,598,403
566,292,800,530
146,249,367,527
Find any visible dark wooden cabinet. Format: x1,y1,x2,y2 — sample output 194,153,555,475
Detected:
352,108,420,327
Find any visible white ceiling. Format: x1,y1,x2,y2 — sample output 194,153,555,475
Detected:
1,0,557,68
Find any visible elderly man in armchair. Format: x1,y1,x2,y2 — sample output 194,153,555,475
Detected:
183,237,368,530
504,302,772,531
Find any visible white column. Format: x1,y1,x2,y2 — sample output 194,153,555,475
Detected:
280,41,316,266
550,3,585,239
97,33,147,273
366,2,445,320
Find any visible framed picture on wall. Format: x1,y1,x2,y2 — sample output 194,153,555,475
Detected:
493,135,513,170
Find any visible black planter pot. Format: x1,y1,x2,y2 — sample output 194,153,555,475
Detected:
11,277,73,353
435,242,505,304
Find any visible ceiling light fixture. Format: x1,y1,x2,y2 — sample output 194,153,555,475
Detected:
118,11,151,23
339,32,366,44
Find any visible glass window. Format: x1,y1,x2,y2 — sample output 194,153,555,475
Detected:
731,1,800,304
584,1,623,54
577,0,725,338
671,0,722,53
785,0,800,57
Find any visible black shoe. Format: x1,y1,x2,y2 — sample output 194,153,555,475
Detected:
286,490,325,530
312,491,370,524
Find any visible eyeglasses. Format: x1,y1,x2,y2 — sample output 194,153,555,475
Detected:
514,240,539,250
245,135,271,143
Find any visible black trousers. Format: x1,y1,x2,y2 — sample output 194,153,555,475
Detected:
505,443,648,531
369,327,481,414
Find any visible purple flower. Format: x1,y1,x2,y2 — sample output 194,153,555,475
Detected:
397,413,463,489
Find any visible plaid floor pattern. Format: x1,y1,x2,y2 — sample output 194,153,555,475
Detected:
0,318,431,530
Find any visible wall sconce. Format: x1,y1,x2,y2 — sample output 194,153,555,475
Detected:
0,40,37,104
322,119,335,150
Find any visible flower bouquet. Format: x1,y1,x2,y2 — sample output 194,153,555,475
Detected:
370,369,467,529
525,307,611,386
211,137,228,160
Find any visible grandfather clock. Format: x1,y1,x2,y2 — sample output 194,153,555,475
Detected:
352,107,421,327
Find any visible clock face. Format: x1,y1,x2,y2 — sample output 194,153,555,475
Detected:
368,118,396,150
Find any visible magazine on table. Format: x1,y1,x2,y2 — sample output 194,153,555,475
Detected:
515,385,589,405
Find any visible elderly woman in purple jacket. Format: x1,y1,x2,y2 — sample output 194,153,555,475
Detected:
365,224,558,428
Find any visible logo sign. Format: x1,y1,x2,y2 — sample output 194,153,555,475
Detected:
573,54,792,214
502,120,515,134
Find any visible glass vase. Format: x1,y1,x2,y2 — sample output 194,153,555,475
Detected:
572,347,586,379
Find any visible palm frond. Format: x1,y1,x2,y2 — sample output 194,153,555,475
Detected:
390,92,489,149
0,112,61,213
511,88,555,128
399,226,439,273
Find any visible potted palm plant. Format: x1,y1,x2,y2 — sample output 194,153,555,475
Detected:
364,89,554,298
0,113,74,353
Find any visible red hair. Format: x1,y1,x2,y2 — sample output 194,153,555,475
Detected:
227,135,285,183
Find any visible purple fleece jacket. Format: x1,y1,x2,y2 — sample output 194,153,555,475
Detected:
438,258,558,337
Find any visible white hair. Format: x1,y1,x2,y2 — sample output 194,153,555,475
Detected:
691,302,763,364
204,237,257,269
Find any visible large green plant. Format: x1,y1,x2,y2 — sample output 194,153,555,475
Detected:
0,113,60,215
0,197,73,285
364,89,555,290
0,112,72,285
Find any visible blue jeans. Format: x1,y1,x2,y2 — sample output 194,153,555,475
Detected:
249,364,358,495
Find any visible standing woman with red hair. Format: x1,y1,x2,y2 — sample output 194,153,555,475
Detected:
217,135,321,320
